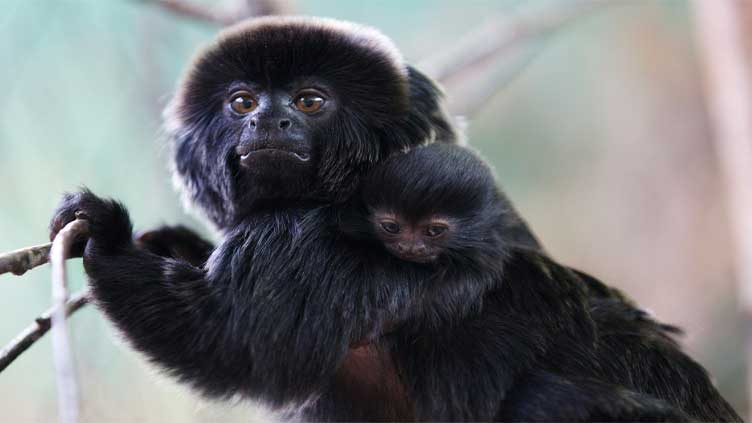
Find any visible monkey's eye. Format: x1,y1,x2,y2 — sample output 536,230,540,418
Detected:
295,94,325,114
379,221,401,235
230,91,257,114
425,224,448,238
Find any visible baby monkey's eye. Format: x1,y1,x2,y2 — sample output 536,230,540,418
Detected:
425,224,448,238
230,91,257,114
295,94,325,113
380,221,401,234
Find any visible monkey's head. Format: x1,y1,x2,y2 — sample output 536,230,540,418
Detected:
360,144,510,267
165,17,457,229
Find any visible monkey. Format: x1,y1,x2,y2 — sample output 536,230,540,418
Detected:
48,16,740,422
48,17,470,420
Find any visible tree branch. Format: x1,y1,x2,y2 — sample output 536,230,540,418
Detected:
422,0,604,82
139,0,286,25
0,290,89,372
0,242,52,276
426,0,609,117
692,3,752,421
50,219,89,423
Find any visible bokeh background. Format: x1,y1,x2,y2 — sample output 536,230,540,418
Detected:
0,0,747,421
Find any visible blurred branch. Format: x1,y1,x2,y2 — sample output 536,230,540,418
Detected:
443,38,546,118
423,0,609,117
421,0,603,81
0,242,52,276
692,2,752,420
139,0,286,25
50,219,89,423
0,290,89,373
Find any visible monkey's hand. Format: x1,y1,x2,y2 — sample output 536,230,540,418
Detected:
135,225,214,266
49,189,133,257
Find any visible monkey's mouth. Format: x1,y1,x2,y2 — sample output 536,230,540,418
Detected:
242,149,310,161
237,145,311,166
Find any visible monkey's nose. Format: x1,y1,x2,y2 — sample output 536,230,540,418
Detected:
278,119,291,129
413,244,427,255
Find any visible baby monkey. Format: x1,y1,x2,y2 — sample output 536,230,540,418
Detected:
349,142,531,268
341,143,690,422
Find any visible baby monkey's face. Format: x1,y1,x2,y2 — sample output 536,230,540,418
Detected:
370,210,452,263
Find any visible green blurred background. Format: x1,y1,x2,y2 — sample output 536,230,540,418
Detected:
0,0,746,421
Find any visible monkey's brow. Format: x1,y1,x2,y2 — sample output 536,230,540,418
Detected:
370,210,399,220
224,81,263,93
420,216,453,226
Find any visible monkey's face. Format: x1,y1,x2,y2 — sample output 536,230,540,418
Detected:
371,211,452,263
227,81,339,199
231,86,332,166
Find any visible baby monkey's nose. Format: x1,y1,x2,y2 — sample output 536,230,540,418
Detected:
413,244,427,255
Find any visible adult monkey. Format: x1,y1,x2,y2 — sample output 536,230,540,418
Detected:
48,17,738,421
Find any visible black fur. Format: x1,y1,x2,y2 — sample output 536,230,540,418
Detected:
48,16,739,422
497,369,693,422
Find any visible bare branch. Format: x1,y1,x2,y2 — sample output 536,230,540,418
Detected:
140,0,286,26
445,38,545,118
0,242,52,276
692,2,752,421
0,290,89,373
50,219,89,423
243,0,291,17
422,0,604,82
142,0,237,25
425,0,609,117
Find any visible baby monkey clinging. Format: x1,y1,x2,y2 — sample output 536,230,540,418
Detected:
350,142,524,268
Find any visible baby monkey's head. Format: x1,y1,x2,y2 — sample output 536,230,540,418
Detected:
360,143,507,265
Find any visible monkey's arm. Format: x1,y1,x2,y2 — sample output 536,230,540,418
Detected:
48,190,250,398
135,225,214,266
49,190,351,406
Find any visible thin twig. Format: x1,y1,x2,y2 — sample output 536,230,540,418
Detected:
421,0,604,82
142,0,237,25
0,242,52,276
425,0,608,117
445,38,545,118
0,290,89,372
50,219,89,423
691,2,752,421
140,0,285,25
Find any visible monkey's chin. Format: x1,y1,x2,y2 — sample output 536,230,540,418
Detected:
235,153,317,205
394,254,439,264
